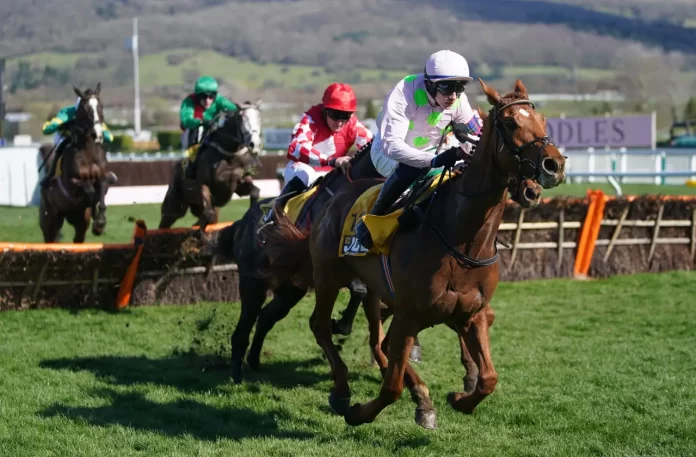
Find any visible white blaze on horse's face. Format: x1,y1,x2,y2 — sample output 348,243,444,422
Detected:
88,96,104,144
242,105,262,155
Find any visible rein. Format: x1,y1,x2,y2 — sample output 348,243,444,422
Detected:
411,98,547,268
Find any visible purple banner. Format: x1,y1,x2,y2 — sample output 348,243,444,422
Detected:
545,115,654,148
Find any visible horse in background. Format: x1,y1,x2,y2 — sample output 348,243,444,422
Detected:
159,101,263,230
39,84,114,243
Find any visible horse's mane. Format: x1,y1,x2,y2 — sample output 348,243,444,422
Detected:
417,89,530,197
313,139,374,188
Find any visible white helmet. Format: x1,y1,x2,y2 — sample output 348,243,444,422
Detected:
424,50,472,82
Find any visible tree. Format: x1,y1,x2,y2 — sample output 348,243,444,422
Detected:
685,97,696,122
364,99,378,119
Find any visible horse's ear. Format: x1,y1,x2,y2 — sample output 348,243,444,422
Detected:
514,79,528,99
255,98,262,108
478,78,503,107
477,106,488,121
73,86,83,99
95,82,101,95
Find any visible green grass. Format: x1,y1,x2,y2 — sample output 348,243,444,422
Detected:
545,182,696,197
0,200,249,244
0,271,695,456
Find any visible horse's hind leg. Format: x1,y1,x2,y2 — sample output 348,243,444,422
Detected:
332,279,367,336
311,269,353,415
159,182,189,229
246,284,307,370
447,309,498,415
231,275,267,384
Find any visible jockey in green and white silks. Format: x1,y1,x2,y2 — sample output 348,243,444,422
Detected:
355,50,483,249
41,99,114,188
179,75,239,178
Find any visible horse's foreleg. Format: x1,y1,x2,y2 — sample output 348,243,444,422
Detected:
378,305,423,363
200,184,216,228
447,309,498,414
332,279,367,336
450,304,495,394
40,198,64,243
344,311,422,427
91,176,109,236
231,275,268,384
247,284,307,370
68,208,91,243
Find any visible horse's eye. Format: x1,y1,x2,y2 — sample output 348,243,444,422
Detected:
505,118,518,130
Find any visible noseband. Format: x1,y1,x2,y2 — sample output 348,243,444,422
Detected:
493,99,554,181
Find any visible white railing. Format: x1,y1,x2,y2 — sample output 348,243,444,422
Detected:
563,148,696,186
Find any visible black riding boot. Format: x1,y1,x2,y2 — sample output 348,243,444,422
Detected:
354,164,422,249
41,145,64,189
263,176,307,222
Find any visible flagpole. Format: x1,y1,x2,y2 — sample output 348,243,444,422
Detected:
132,17,141,136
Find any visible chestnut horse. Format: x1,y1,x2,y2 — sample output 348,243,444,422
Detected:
261,79,565,428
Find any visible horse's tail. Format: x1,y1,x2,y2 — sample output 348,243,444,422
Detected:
258,202,312,288
215,221,239,261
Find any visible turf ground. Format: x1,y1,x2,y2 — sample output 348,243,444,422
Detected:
0,272,694,456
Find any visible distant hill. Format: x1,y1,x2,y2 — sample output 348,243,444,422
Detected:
1,0,695,71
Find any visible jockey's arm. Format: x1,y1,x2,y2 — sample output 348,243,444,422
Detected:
215,95,238,113
452,95,483,138
380,85,437,169
286,114,332,168
179,97,203,130
41,106,75,135
352,118,374,150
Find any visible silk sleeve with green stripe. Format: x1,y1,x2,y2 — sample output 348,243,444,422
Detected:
41,106,76,135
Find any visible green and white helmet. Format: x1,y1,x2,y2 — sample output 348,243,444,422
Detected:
194,76,218,95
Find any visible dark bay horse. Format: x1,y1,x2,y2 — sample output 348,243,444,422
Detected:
159,102,262,229
40,85,113,243
214,142,386,383
261,79,566,428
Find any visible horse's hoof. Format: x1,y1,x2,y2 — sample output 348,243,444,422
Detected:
344,403,366,426
415,408,438,430
447,392,475,414
329,390,351,415
409,345,422,364
463,377,478,394
246,355,261,372
331,318,353,336
231,362,244,384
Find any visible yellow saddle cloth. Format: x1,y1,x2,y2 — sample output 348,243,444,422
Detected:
339,171,454,257
260,186,319,226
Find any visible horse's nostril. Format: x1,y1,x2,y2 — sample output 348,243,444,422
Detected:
542,157,559,174
523,186,538,201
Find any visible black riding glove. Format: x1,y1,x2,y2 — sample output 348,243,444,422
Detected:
430,146,461,169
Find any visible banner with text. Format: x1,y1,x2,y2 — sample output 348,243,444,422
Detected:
545,114,654,149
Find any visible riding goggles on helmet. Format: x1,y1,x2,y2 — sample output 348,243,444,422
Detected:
200,92,217,99
434,81,468,96
325,108,353,121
